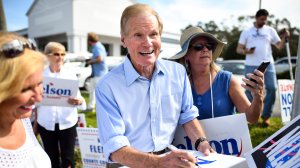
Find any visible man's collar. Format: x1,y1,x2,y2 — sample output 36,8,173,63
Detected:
124,55,166,86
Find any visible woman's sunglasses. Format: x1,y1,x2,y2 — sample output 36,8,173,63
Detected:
190,43,215,51
0,39,37,58
49,53,66,57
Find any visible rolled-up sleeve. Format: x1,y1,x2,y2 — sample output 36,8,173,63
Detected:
178,71,199,125
95,82,131,161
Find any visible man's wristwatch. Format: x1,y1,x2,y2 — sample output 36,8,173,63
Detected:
195,137,208,150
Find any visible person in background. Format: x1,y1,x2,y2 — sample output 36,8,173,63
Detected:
36,42,86,168
169,26,264,123
0,32,51,167
236,9,290,126
96,4,213,168
85,32,108,111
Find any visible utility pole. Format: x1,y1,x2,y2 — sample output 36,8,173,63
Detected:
259,0,262,9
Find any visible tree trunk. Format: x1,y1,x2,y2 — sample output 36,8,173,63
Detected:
0,0,7,32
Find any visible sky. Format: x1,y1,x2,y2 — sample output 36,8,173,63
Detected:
3,0,300,34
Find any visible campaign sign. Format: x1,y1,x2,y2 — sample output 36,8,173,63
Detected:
76,127,106,168
173,113,252,157
245,114,300,168
278,79,295,123
39,77,79,107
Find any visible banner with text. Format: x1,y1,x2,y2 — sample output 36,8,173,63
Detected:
173,113,252,157
76,127,106,168
39,77,79,107
278,79,295,123
245,114,300,168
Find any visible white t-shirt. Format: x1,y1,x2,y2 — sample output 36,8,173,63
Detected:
37,66,86,131
238,25,281,66
0,119,51,168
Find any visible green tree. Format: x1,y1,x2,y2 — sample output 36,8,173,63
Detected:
182,14,299,61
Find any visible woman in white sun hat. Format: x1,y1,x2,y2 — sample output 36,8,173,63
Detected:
169,26,264,123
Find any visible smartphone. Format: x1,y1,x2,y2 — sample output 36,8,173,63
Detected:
256,61,270,73
246,61,270,87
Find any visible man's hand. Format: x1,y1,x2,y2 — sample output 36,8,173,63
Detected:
197,141,214,156
157,150,197,168
279,28,290,39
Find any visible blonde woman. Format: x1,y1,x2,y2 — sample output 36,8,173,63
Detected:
36,42,86,168
0,32,51,167
169,26,264,123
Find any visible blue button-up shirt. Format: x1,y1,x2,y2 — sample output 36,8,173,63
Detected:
91,42,108,77
96,57,198,161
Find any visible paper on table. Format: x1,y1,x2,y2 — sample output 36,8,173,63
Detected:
189,150,248,168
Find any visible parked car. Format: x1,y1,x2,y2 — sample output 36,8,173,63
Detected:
274,56,297,74
216,60,245,84
64,53,92,90
64,54,125,90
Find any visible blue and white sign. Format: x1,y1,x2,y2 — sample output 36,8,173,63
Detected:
278,79,295,123
76,127,106,168
245,114,300,168
173,113,252,157
39,77,79,107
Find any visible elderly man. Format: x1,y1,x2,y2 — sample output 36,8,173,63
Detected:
96,4,212,168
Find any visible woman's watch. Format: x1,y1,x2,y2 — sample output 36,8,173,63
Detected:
195,137,208,150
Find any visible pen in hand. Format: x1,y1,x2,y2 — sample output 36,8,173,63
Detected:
167,145,199,166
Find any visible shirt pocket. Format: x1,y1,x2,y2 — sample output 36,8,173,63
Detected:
160,92,182,122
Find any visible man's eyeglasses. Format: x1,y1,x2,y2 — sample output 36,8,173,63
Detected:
0,39,37,58
49,53,66,57
190,44,214,51
256,29,260,36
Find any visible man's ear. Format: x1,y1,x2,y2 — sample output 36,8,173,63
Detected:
121,34,126,48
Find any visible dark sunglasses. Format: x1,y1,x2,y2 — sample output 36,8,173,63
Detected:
0,39,37,58
50,53,66,57
190,44,214,51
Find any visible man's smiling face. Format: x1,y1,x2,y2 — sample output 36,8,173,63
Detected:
121,13,161,69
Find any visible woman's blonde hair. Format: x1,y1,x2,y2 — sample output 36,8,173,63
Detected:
0,32,46,103
178,57,221,76
120,3,163,36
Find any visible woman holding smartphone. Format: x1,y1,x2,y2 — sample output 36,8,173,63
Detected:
169,26,265,123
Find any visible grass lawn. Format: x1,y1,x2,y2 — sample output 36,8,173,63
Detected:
249,117,284,147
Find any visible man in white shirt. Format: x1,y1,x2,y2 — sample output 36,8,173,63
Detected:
236,9,289,127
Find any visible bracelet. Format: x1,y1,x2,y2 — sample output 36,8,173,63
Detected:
195,137,208,150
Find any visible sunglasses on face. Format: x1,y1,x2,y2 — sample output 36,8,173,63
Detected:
190,43,214,51
0,39,37,58
50,53,66,57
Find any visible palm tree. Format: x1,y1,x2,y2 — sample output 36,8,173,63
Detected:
0,0,7,32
